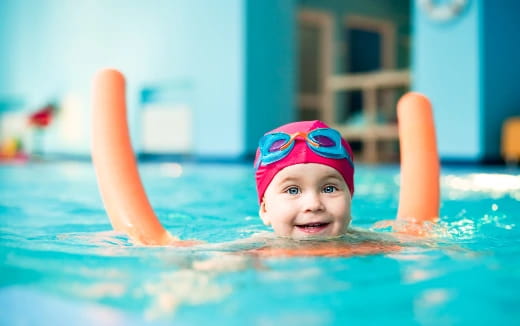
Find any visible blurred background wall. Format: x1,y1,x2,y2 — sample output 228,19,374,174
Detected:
0,0,518,163
413,0,520,163
0,0,247,158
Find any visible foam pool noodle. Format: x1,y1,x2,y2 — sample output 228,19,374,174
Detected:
397,92,440,223
91,69,173,245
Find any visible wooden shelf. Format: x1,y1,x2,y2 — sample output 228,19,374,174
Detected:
332,123,398,140
323,69,410,163
327,70,410,91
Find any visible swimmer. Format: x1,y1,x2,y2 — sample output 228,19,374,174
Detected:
244,119,431,257
92,69,439,255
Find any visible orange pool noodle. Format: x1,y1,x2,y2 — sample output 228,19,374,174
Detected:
397,92,440,223
502,117,520,162
91,69,173,245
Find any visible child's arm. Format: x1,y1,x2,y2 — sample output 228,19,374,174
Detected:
396,92,440,224
91,69,174,245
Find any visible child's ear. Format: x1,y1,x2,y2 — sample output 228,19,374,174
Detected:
259,200,271,226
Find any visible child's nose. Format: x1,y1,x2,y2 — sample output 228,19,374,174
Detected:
303,192,324,212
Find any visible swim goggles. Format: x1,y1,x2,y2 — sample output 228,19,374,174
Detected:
255,128,354,168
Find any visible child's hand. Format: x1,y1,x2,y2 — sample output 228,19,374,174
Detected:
373,219,438,237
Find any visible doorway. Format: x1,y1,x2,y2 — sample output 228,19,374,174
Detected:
341,15,396,123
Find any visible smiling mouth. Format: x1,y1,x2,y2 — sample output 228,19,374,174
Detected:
295,222,331,233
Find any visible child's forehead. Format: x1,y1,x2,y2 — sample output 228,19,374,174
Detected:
273,163,345,182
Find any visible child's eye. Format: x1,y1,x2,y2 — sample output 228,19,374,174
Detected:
322,185,337,193
285,186,300,195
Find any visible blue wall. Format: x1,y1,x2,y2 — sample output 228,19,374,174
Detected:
245,0,296,154
413,0,481,161
413,0,520,162
0,0,245,157
482,0,520,161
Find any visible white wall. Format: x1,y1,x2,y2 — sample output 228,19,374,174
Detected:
0,0,244,157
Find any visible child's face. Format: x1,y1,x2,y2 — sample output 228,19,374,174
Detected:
259,163,352,239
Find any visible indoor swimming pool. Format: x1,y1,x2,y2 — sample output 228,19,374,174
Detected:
1,161,519,325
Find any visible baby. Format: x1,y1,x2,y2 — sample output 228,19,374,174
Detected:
254,120,355,240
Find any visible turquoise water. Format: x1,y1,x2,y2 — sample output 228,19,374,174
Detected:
1,161,519,325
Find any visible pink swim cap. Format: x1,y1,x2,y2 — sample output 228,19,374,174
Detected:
254,120,354,203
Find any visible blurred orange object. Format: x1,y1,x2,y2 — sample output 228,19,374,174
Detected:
0,138,18,157
502,117,520,163
0,137,28,162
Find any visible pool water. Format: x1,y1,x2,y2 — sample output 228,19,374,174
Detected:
1,161,519,325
